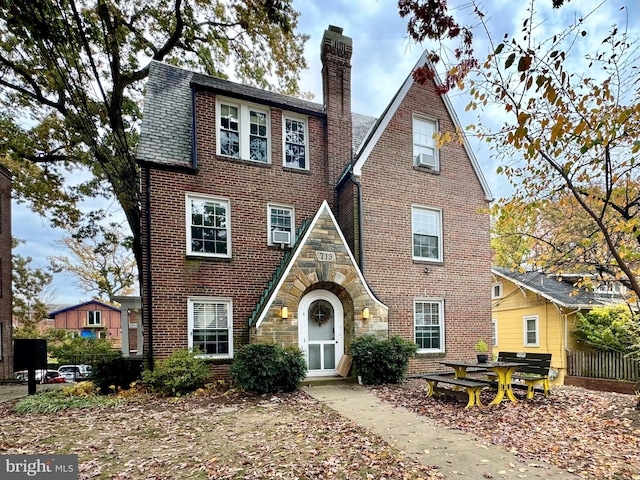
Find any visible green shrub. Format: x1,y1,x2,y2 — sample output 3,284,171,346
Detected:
141,349,211,396
230,343,307,394
351,335,418,385
91,355,143,394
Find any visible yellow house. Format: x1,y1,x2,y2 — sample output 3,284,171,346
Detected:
491,267,626,385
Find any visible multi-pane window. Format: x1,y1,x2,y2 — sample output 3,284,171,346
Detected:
188,298,233,358
268,204,294,246
492,282,503,299
187,194,231,257
219,104,239,157
413,116,438,170
414,299,444,352
283,116,308,169
217,99,269,163
523,315,539,347
412,206,442,261
87,311,102,326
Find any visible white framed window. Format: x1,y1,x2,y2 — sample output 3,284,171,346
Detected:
523,315,539,347
412,206,442,262
87,311,102,326
413,116,439,170
217,98,270,163
492,282,503,299
414,299,445,353
492,318,498,347
188,297,233,358
186,193,231,258
283,115,308,170
267,204,294,247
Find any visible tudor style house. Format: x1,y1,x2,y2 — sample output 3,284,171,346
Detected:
136,26,493,377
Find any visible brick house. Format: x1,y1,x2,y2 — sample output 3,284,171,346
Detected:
136,25,493,377
0,165,12,378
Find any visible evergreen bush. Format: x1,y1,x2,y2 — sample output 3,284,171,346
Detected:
351,335,418,385
141,349,211,396
230,343,307,394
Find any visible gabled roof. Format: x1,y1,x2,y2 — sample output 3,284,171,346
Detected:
492,267,626,309
352,52,493,202
250,200,386,329
48,300,120,318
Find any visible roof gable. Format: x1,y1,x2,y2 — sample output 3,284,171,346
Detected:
48,299,120,317
492,267,626,309
352,52,493,201
251,200,386,329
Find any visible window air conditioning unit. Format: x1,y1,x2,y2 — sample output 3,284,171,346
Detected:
272,230,291,245
416,152,436,168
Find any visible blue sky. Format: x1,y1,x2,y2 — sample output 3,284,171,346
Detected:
11,0,640,304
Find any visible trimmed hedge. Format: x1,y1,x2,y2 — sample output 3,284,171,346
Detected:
351,335,418,385
230,343,307,394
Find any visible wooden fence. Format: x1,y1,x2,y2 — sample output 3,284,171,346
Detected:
567,350,640,382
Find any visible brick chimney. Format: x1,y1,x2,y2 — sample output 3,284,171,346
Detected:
321,25,353,197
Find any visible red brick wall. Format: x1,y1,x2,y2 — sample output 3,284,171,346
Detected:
0,166,12,375
357,80,492,373
144,91,334,362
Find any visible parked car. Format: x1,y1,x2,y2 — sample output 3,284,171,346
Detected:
57,364,92,382
42,370,66,384
13,369,66,384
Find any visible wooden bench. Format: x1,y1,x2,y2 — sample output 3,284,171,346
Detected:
493,352,552,399
420,374,491,408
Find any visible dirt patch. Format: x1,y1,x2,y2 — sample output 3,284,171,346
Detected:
0,390,442,479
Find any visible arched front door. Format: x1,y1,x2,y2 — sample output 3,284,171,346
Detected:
298,290,344,377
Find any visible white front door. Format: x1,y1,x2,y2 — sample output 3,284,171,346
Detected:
298,290,344,377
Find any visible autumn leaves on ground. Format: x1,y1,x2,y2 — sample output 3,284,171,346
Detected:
0,382,638,479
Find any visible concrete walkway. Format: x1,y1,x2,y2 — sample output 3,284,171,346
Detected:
303,383,578,480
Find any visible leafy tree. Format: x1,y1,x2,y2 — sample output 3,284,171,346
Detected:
574,305,640,355
404,1,640,301
50,221,137,302
398,0,568,93
48,335,118,365
0,0,308,284
12,237,54,338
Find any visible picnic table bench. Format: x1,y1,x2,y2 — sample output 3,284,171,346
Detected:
419,374,491,409
490,352,552,399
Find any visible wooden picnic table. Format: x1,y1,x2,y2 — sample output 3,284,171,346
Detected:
440,360,526,405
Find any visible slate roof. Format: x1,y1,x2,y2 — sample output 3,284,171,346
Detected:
492,267,626,309
137,61,378,170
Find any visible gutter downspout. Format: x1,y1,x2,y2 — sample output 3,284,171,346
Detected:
144,166,154,370
191,87,198,170
349,171,364,270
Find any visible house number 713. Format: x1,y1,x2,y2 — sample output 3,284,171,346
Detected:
316,251,336,262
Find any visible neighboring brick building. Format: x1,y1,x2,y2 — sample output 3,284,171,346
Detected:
0,165,12,379
137,26,493,377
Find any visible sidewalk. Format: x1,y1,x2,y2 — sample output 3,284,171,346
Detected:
303,383,577,480
0,383,63,403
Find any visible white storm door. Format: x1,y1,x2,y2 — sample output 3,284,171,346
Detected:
298,290,344,376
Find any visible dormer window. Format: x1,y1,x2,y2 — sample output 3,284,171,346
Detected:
217,98,269,164
283,115,308,170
